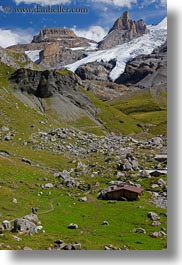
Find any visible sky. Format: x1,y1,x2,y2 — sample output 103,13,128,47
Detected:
0,0,167,48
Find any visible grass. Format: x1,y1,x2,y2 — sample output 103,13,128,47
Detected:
0,63,15,88
111,91,166,115
82,88,142,135
70,115,106,136
110,90,167,135
56,69,72,76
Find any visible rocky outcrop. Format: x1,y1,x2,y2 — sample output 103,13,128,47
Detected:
98,11,149,49
0,47,33,69
82,79,138,101
75,60,116,81
115,41,167,88
39,42,60,66
32,28,96,48
9,68,97,118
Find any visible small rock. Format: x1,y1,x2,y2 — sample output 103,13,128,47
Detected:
45,183,54,188
4,134,12,141
68,223,78,229
2,220,11,230
158,178,166,187
54,239,64,245
151,221,161,226
72,243,81,250
12,198,17,204
102,221,109,226
150,231,166,238
78,196,87,202
151,184,159,189
1,126,10,132
140,170,151,178
134,228,146,234
154,154,167,162
148,212,160,221
12,235,22,242
23,246,32,250
21,158,32,165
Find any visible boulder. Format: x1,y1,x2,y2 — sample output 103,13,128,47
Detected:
23,213,39,224
2,220,11,230
148,212,160,221
13,218,37,234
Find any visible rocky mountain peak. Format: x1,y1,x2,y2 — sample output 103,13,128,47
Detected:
32,28,77,43
109,11,130,33
99,11,149,49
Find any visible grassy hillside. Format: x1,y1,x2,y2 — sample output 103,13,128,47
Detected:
81,88,142,135
0,66,167,250
110,89,167,135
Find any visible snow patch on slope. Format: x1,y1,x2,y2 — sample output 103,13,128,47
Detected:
66,18,167,81
25,50,42,64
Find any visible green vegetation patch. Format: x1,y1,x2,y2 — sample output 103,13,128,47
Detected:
82,88,142,135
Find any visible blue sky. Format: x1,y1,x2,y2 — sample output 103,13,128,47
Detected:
0,0,167,47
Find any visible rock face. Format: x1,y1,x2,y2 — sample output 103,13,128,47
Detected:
8,28,96,69
115,41,167,88
0,47,33,69
32,28,96,49
33,28,88,47
75,60,116,81
98,11,149,49
9,68,97,119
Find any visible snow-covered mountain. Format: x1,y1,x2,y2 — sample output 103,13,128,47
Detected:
66,17,167,81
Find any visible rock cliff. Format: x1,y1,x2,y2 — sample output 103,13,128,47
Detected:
115,41,167,88
98,11,149,49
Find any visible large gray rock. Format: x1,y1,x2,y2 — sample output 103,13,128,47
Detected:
13,213,39,234
13,218,37,234
115,41,167,88
23,213,39,224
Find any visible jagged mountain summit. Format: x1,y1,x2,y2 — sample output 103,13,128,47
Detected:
98,11,149,49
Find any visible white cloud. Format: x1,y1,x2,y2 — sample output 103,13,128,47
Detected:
160,0,167,6
140,0,167,8
0,29,33,48
0,6,4,12
13,0,71,5
72,26,108,42
90,0,138,8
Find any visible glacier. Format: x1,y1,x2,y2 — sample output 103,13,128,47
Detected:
66,17,167,81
